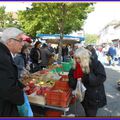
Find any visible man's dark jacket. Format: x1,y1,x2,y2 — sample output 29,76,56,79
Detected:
0,42,24,116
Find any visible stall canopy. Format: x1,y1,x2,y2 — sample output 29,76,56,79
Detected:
36,34,85,44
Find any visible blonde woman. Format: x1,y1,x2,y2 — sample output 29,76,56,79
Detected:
68,47,107,117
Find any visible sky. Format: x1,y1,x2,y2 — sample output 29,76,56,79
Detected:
1,2,120,35
83,2,120,34
0,2,32,12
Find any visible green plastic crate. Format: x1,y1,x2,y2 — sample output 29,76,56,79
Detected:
62,62,72,72
56,67,63,73
51,67,63,73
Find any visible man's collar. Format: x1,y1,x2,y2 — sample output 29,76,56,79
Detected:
10,52,15,58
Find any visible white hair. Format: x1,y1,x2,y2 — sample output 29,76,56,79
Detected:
73,47,91,73
1,27,23,44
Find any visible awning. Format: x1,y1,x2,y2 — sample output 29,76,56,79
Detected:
36,34,85,44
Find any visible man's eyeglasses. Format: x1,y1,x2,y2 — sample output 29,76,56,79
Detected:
10,38,23,43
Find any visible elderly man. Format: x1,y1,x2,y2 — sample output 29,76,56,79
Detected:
0,27,29,116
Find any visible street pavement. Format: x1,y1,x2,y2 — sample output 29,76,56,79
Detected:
97,65,120,116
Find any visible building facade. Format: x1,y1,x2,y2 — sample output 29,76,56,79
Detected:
98,20,120,47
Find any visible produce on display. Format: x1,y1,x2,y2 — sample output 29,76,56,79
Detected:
22,70,57,96
22,66,72,108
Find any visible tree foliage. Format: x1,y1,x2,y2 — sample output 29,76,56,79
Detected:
5,12,20,28
0,6,20,28
85,34,99,44
18,3,94,62
18,3,94,37
0,6,6,28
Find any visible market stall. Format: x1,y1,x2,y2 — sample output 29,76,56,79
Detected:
21,64,72,117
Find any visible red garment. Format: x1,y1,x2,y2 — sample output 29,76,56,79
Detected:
21,34,32,43
70,62,83,105
73,62,83,79
23,38,32,43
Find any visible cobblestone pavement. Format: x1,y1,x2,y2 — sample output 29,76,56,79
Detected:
97,65,120,116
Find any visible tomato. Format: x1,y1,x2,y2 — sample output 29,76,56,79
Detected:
36,89,42,95
29,82,35,88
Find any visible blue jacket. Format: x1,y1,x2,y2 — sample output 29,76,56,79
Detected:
108,47,116,57
14,54,25,79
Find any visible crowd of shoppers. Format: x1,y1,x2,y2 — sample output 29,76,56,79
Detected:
0,27,107,117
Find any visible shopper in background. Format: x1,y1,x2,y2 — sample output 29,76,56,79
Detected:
40,43,54,69
14,45,30,80
30,41,42,73
107,44,117,65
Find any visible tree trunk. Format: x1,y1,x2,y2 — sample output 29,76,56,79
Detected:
58,33,63,63
57,4,66,64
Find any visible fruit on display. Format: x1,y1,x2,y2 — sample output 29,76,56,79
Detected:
23,74,56,96
22,69,64,96
36,87,51,96
24,80,51,96
24,80,47,95
25,81,39,95
39,69,49,74
29,81,35,87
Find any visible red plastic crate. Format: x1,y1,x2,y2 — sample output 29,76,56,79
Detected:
54,80,70,91
59,75,68,82
45,110,63,117
60,75,68,80
46,88,71,100
46,98,69,108
45,88,71,107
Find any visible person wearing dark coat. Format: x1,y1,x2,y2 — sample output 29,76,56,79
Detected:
30,41,42,73
0,27,27,116
68,47,107,117
40,43,54,69
86,45,98,61
62,45,69,62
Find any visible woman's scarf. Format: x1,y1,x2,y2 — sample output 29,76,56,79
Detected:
73,62,83,79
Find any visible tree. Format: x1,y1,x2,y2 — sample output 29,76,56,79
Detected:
85,34,99,45
18,3,94,62
0,6,20,28
5,12,20,28
18,3,94,36
0,6,6,28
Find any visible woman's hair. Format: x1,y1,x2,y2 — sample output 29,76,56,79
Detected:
21,45,28,54
86,45,95,53
73,47,91,74
42,43,48,48
34,41,41,48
